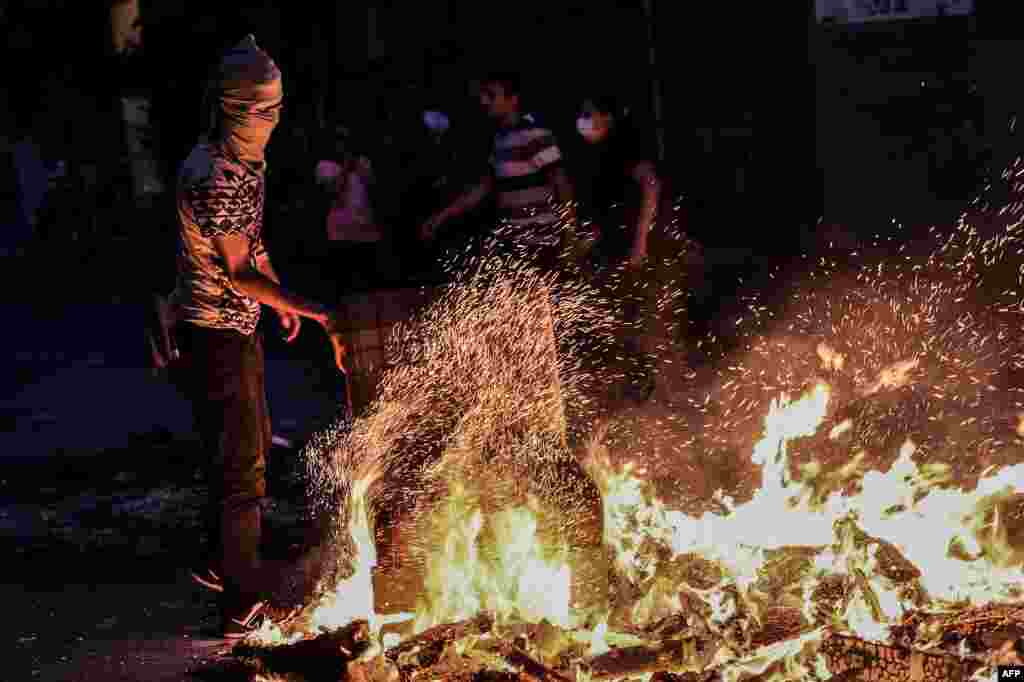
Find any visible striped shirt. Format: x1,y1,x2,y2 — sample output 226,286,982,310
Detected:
490,113,564,244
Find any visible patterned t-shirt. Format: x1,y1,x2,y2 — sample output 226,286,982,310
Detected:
169,143,266,335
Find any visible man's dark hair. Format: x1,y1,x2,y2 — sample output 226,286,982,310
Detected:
480,70,523,98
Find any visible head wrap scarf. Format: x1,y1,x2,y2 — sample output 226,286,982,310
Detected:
212,34,283,163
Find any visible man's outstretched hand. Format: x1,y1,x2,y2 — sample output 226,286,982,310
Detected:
276,310,302,343
146,294,179,372
320,311,348,373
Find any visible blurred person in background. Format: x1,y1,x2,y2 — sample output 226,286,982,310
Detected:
314,125,397,295
572,95,663,406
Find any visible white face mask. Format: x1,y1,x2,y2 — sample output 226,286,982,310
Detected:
576,116,597,139
424,110,450,134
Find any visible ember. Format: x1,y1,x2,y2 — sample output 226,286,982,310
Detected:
220,183,1024,681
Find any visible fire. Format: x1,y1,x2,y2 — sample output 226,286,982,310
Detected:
251,261,616,650
247,368,1023,679
850,441,1024,605
587,379,1024,666
251,461,413,649
307,474,384,636
413,480,573,633
588,616,610,656
236,202,1024,680
593,384,836,587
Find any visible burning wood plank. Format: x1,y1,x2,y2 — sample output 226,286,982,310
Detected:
649,674,720,682
576,637,713,680
501,646,573,681
385,613,494,672
892,603,1024,652
750,607,811,648
820,632,983,681
231,619,370,678
221,603,1022,682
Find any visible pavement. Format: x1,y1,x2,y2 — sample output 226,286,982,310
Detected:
6,577,230,682
0,425,319,682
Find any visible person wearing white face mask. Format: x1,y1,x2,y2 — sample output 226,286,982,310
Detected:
574,96,661,271
573,95,663,407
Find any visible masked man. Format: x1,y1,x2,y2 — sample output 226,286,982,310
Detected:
148,35,347,638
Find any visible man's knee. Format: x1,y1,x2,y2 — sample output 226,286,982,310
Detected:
217,434,267,508
216,389,269,503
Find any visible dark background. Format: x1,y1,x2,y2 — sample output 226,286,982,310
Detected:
6,2,1023,263
4,1,1024,459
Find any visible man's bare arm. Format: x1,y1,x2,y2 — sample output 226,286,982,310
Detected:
547,165,575,204
442,175,493,219
254,248,303,340
218,233,349,368
629,160,662,263
421,174,494,238
215,233,329,323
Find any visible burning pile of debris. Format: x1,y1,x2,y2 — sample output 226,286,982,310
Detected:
225,602,1022,681
214,381,1024,682
208,212,1024,682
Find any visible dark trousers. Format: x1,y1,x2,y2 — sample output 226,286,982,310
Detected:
170,323,270,612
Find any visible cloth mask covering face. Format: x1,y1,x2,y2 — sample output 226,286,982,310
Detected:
215,35,283,163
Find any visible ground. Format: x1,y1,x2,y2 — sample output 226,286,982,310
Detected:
8,576,224,682
1,434,317,682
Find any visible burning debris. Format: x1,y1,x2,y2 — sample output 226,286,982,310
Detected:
225,606,1022,681
194,186,1024,681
